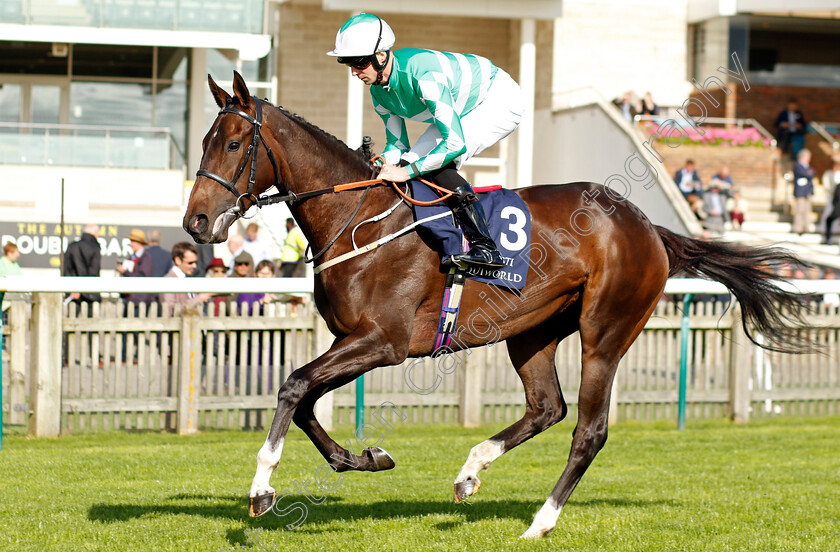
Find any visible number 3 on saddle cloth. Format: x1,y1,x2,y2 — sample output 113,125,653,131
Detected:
409,180,532,354
410,180,532,290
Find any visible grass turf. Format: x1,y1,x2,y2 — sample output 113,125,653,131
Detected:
0,416,838,551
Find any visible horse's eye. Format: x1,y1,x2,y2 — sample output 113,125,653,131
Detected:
227,141,240,152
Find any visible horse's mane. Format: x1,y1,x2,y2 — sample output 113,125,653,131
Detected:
232,97,374,175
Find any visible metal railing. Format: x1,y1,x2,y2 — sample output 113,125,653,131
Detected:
0,122,186,171
810,121,840,153
0,0,264,34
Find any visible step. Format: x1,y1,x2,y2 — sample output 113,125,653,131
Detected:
741,221,791,233
746,211,785,223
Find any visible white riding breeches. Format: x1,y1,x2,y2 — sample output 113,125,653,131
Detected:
402,69,525,170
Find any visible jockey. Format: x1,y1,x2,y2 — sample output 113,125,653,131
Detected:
327,13,525,269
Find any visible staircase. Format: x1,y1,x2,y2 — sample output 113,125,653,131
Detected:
725,157,840,269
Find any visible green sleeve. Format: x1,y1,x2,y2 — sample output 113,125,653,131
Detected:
408,77,467,177
373,97,410,166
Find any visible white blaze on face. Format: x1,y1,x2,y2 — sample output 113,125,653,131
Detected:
454,439,504,483
249,437,284,497
520,500,562,539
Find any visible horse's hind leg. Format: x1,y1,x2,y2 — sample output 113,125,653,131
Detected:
520,292,660,538
454,322,571,502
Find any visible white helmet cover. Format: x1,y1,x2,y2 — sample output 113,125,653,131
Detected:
326,13,395,58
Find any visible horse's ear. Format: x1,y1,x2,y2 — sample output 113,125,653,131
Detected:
208,74,230,108
232,71,251,108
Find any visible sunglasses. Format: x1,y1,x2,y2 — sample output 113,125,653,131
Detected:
338,56,374,70
184,260,197,266
235,261,251,266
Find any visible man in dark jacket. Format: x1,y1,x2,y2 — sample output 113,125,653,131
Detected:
775,99,807,160
116,228,156,308
63,223,102,308
145,229,173,277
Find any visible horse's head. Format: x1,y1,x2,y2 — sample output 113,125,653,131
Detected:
183,72,284,243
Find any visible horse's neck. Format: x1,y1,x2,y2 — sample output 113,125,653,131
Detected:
273,114,401,255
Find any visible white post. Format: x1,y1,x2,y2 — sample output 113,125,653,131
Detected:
29,293,63,437
346,69,365,150
177,309,200,435
188,48,208,178
517,18,536,189
8,301,27,425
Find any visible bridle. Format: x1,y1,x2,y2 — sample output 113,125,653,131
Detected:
196,97,284,219
195,95,452,263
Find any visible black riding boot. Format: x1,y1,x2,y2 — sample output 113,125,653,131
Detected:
447,184,504,269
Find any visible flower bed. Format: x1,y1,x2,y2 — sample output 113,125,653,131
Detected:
642,122,773,147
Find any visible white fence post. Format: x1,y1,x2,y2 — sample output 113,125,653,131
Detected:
313,315,334,431
728,304,753,423
9,301,27,426
29,293,62,437
177,308,201,435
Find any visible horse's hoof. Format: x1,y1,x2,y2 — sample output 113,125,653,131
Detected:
248,491,275,517
453,476,481,503
365,447,396,471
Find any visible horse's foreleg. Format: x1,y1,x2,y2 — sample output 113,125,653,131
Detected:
248,318,408,517
292,388,395,472
454,325,566,502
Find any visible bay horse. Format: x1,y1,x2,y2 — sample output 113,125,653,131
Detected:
183,73,809,538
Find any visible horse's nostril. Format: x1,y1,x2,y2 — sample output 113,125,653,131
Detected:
187,214,209,236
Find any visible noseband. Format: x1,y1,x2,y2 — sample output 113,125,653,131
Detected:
195,96,283,218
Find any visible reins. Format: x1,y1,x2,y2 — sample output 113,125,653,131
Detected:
196,97,456,266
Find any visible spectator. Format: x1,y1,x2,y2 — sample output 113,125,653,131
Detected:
821,160,840,244
204,258,232,316
205,257,228,278
726,189,747,230
231,252,254,278
279,218,307,277
0,242,22,277
159,242,213,312
675,160,703,199
640,91,658,116
63,223,102,307
190,243,215,278
776,261,793,279
145,230,173,277
115,229,156,307
822,267,840,307
792,149,816,235
774,98,807,160
242,222,272,266
612,91,639,122
686,193,707,222
226,233,246,275
709,166,734,197
237,260,278,313
703,180,729,235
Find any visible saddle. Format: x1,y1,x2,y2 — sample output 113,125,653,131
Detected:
409,180,532,291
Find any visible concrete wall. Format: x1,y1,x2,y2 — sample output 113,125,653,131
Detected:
0,166,187,226
533,104,694,235
552,0,691,107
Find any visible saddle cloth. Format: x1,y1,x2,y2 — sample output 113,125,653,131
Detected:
409,180,532,291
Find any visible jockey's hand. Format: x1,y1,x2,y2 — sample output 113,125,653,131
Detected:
378,164,411,183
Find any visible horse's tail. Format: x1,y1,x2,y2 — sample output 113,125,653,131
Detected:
656,225,812,353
